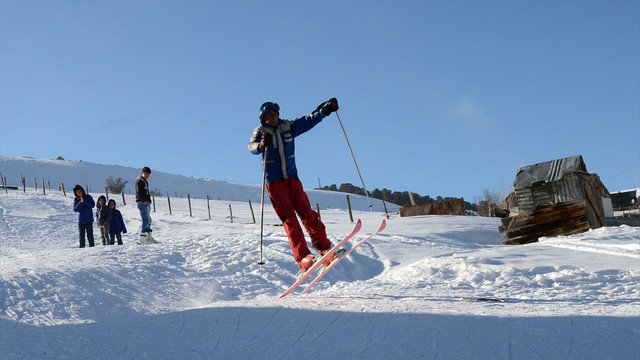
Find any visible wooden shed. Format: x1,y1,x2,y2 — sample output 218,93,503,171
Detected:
400,198,465,217
499,155,610,245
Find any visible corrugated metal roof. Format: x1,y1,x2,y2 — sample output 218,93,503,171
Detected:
513,155,587,190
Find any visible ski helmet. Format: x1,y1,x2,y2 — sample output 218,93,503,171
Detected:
259,102,279,121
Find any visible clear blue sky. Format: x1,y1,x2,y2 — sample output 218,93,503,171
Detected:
1,1,638,202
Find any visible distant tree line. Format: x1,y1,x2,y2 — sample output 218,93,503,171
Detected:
318,183,477,211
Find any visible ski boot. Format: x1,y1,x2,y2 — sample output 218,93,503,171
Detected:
295,255,316,279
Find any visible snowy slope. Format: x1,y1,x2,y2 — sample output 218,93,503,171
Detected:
1,157,639,359
0,156,395,212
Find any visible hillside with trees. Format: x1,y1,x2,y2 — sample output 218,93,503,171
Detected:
318,183,479,213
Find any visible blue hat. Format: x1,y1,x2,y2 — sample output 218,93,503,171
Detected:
259,102,280,121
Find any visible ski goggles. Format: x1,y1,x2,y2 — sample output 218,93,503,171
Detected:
259,102,280,120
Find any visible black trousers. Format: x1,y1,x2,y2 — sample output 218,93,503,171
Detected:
78,222,95,248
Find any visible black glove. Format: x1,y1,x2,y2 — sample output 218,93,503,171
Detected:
315,98,339,116
260,133,272,150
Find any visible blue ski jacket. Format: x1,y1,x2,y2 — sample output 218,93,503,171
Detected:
248,111,326,184
72,185,95,224
109,208,127,233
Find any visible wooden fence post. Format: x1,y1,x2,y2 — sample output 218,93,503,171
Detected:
167,192,172,215
61,183,66,197
22,177,25,193
207,195,211,220
121,192,126,205
188,193,192,217
249,200,255,224
42,178,46,195
34,178,38,191
408,191,416,206
346,194,354,223
152,195,156,213
316,203,321,221
105,188,109,201
383,200,390,219
229,204,233,223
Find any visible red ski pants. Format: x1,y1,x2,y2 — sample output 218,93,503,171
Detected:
266,178,331,262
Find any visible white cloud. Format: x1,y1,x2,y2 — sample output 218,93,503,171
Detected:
446,97,494,128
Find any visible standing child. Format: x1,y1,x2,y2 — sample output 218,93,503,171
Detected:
108,199,127,245
96,195,111,245
72,185,95,248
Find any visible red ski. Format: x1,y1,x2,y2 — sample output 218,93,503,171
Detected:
279,219,362,298
301,219,386,294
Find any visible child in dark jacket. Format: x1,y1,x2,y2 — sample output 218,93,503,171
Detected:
73,185,95,248
108,199,127,245
96,195,112,245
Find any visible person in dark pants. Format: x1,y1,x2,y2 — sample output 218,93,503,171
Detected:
73,185,95,248
248,98,340,273
135,166,157,244
108,199,127,245
96,195,111,245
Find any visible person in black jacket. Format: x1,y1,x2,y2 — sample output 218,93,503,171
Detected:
96,195,111,245
135,166,157,244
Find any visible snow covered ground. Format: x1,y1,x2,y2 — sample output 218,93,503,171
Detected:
1,158,639,359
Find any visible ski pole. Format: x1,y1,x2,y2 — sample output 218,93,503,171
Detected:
335,110,373,211
258,147,268,265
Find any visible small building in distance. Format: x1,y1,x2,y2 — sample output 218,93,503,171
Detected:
610,188,639,212
607,188,640,226
400,198,466,217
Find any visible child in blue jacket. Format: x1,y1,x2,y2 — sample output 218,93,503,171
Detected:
108,199,127,245
73,185,95,248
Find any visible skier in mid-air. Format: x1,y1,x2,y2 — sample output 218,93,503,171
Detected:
249,98,340,273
